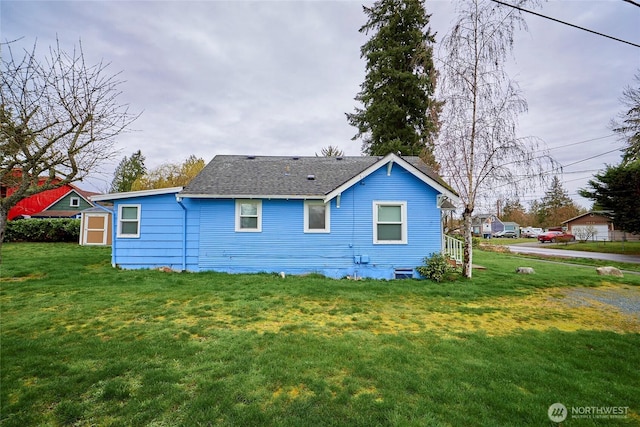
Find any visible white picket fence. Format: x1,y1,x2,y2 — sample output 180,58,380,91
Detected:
443,235,464,265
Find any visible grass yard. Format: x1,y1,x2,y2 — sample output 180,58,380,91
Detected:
544,241,640,256
480,237,531,245
1,243,639,426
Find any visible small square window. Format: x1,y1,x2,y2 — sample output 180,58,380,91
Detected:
236,200,262,232
70,197,80,208
304,201,330,233
118,204,140,238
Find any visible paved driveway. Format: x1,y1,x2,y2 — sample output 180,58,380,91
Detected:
507,243,640,264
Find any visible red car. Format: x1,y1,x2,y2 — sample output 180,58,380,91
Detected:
537,231,576,243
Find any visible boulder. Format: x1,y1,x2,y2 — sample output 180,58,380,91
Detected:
596,266,624,278
516,267,535,274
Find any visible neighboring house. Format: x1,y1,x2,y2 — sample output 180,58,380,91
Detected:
471,214,503,237
92,153,460,279
30,187,97,219
3,175,97,220
562,211,614,241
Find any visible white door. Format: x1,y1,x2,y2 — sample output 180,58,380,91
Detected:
81,213,108,245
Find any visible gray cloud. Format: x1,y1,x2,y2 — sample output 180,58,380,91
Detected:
2,0,638,208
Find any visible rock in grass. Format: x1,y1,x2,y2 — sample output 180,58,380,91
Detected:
596,266,623,278
515,267,535,274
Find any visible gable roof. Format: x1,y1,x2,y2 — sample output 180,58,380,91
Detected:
41,186,96,212
180,153,458,203
561,211,614,225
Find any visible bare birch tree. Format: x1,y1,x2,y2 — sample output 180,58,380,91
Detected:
435,0,555,278
1,39,137,249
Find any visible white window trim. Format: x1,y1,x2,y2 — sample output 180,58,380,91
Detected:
69,197,80,207
117,204,141,238
373,201,407,244
235,199,262,232
304,200,330,233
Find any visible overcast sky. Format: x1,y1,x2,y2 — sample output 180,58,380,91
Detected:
2,0,639,210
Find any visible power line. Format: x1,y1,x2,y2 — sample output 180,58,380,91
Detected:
622,0,640,8
559,147,622,169
490,0,640,48
546,134,617,152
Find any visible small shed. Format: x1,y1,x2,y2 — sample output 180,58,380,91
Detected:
79,207,112,246
562,211,613,241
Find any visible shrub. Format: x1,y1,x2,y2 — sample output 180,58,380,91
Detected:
472,237,480,248
4,218,81,242
574,225,597,242
555,235,575,245
416,252,455,282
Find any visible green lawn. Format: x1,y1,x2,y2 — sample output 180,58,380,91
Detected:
1,243,639,426
546,241,640,256
487,238,640,256
480,237,531,245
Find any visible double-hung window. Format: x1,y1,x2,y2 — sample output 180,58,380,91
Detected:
118,204,140,238
304,201,330,233
236,200,262,232
373,201,407,244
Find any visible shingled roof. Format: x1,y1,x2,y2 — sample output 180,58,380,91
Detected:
180,154,455,199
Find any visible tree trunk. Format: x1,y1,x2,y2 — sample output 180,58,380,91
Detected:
0,205,8,263
462,207,474,279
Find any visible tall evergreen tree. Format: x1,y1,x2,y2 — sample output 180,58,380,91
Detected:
501,198,529,225
538,176,582,228
346,0,441,164
580,72,640,233
110,150,146,193
579,162,640,234
611,70,640,165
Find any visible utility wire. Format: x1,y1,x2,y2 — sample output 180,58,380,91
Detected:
490,0,640,48
558,147,622,169
458,147,621,191
622,0,640,8
546,134,617,152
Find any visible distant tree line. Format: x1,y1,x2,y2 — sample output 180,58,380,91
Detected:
110,153,205,192
499,176,585,229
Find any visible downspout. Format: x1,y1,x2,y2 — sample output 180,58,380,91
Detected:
176,196,187,272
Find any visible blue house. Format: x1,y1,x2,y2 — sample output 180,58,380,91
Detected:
92,153,460,279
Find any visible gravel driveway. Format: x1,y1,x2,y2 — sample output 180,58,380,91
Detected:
560,285,640,318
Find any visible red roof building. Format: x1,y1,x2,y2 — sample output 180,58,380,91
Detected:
2,174,97,220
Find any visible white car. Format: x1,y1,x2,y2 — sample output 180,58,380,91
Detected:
522,227,543,238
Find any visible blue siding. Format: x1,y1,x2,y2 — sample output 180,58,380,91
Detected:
111,193,186,271
195,164,442,279
110,164,445,278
